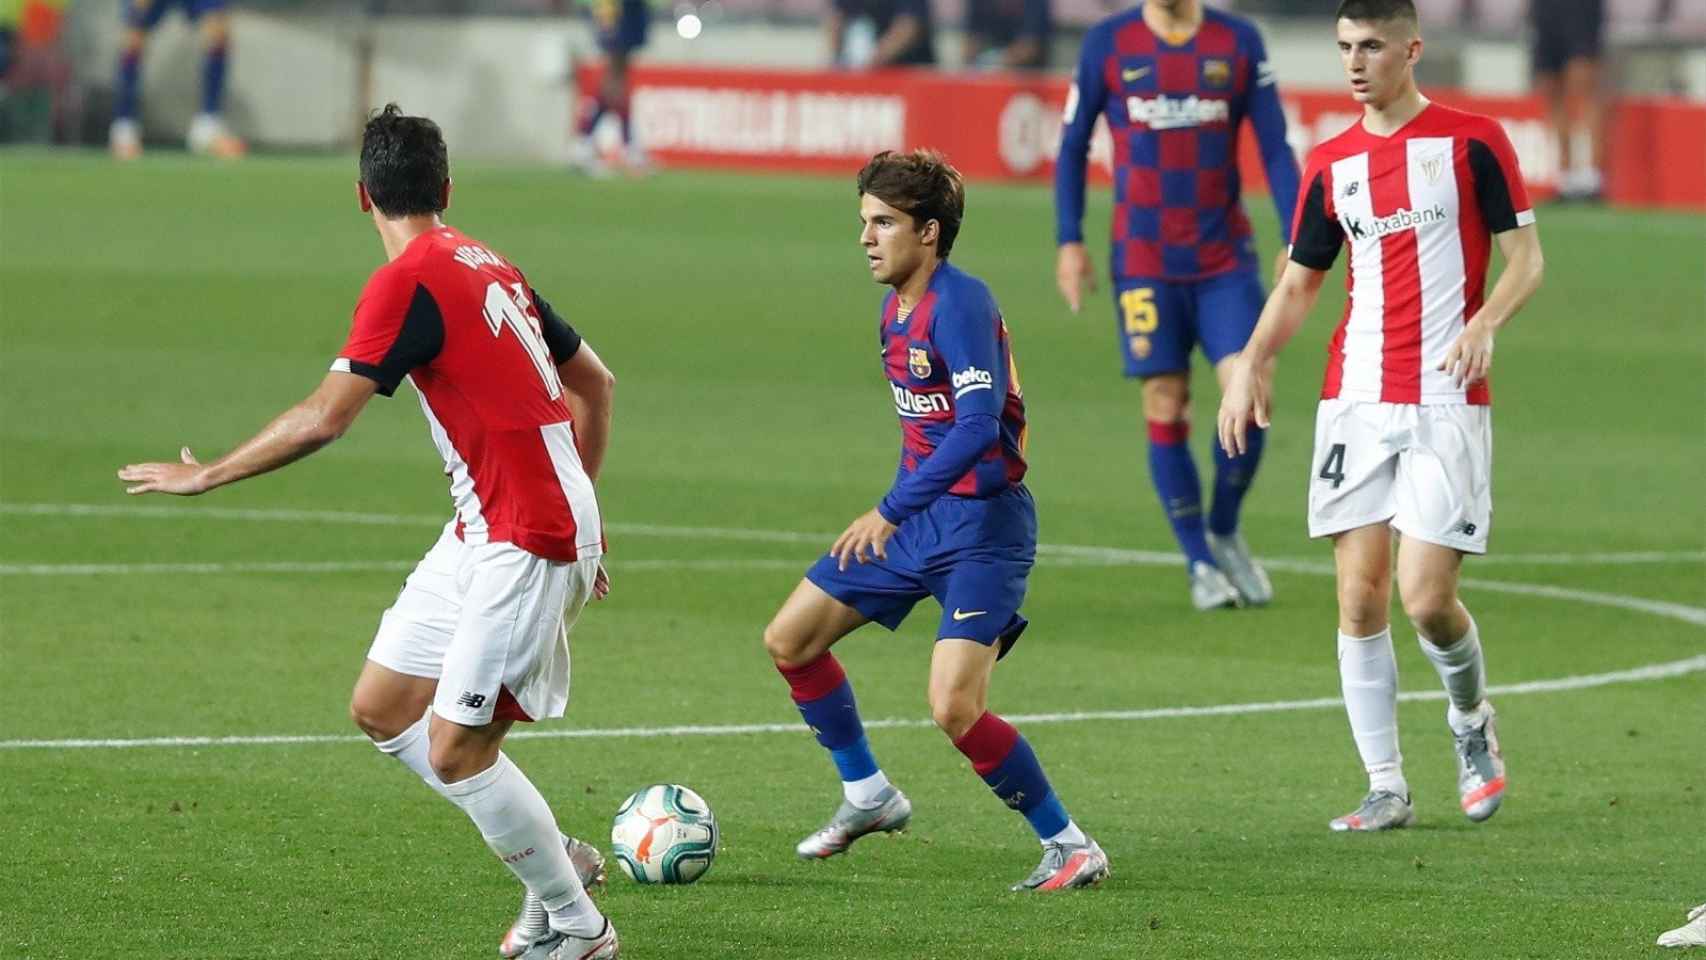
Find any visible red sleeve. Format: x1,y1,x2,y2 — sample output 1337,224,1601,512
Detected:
1289,153,1344,271
1467,119,1535,233
333,267,444,397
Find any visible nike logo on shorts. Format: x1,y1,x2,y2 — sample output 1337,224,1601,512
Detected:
952,609,987,622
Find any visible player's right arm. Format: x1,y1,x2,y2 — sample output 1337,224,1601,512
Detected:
1217,158,1342,457
532,287,615,484
1054,24,1111,312
871,0,927,66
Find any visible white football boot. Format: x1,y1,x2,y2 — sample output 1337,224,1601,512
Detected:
1329,790,1415,832
795,785,911,859
1206,531,1273,606
499,835,607,958
1658,903,1706,948
519,918,618,960
1189,561,1242,611
1452,704,1506,822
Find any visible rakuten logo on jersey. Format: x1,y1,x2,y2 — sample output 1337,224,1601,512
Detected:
1345,204,1449,241
892,383,950,418
951,367,993,395
1125,95,1231,130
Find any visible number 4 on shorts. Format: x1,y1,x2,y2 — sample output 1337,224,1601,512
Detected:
1318,444,1347,489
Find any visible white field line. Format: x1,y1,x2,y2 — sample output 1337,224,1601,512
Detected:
5,654,1702,752
0,558,804,577
3,502,1703,567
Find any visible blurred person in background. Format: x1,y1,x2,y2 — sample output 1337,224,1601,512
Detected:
1,0,76,143
828,0,936,67
569,0,650,174
963,0,1051,70
110,0,245,160
1054,0,1299,610
1531,0,1604,201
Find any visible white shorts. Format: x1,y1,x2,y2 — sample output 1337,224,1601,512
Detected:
367,521,601,726
1307,399,1493,554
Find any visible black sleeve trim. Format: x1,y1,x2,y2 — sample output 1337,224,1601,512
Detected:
531,287,583,365
360,283,445,397
1289,171,1343,271
1468,138,1520,233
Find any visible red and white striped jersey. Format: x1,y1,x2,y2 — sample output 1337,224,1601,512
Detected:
333,226,602,562
1289,102,1534,405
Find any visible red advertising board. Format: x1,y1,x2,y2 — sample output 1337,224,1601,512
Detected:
577,64,1706,211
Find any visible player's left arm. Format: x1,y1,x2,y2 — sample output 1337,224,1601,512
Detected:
533,287,615,484
1441,224,1543,388
1440,128,1546,388
118,372,378,496
831,292,1004,569
1243,26,1301,256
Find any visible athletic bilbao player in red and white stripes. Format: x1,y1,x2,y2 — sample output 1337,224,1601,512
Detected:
1216,0,1544,833
118,105,620,960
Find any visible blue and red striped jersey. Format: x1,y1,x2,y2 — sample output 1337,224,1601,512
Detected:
876,262,1027,524
1056,6,1301,282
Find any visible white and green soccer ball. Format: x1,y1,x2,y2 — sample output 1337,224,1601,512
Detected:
610,783,718,884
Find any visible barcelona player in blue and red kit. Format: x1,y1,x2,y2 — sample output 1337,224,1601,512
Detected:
1055,0,1300,610
762,150,1109,892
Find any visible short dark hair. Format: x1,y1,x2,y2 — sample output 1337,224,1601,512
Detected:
1335,0,1419,28
856,149,966,259
359,103,449,218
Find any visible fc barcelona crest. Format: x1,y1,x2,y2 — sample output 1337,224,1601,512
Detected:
1202,59,1232,88
908,347,932,379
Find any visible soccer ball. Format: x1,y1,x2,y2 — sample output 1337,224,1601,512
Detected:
610,783,718,884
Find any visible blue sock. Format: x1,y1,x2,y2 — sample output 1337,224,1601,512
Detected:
201,44,227,116
778,655,878,781
1210,424,1265,536
955,712,1070,840
1147,420,1214,568
116,49,141,121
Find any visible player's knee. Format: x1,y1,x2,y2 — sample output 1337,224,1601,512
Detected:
927,690,981,741
1337,577,1388,636
426,734,481,784
348,694,405,742
1402,593,1459,643
1141,375,1189,424
762,618,809,668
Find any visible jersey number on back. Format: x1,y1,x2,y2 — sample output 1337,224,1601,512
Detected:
481,282,562,401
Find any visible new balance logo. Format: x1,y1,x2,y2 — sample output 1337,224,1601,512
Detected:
456,691,487,709
1459,522,1478,536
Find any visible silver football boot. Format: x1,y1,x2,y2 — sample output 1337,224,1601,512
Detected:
1453,704,1507,822
1206,531,1274,606
500,836,608,958
1189,560,1242,611
518,918,619,960
1011,838,1110,892
1328,790,1416,832
795,785,912,859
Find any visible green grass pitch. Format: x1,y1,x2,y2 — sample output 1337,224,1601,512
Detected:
1,150,1702,959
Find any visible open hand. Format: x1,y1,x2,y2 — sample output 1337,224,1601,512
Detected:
117,447,210,496
830,508,898,571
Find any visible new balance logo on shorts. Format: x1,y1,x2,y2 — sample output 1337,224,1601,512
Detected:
1459,522,1478,536
456,691,487,709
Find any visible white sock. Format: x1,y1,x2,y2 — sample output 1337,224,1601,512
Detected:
1044,820,1087,847
442,753,602,937
842,769,892,810
372,713,453,801
1338,628,1407,797
1417,616,1489,733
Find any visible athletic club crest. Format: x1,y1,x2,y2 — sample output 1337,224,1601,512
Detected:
1419,154,1445,185
908,347,932,379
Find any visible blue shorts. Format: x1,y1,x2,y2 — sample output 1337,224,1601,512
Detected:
805,486,1036,658
595,0,650,55
126,0,225,30
1111,270,1266,378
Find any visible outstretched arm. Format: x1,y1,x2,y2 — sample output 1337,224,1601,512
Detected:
118,372,377,495
1216,262,1328,458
